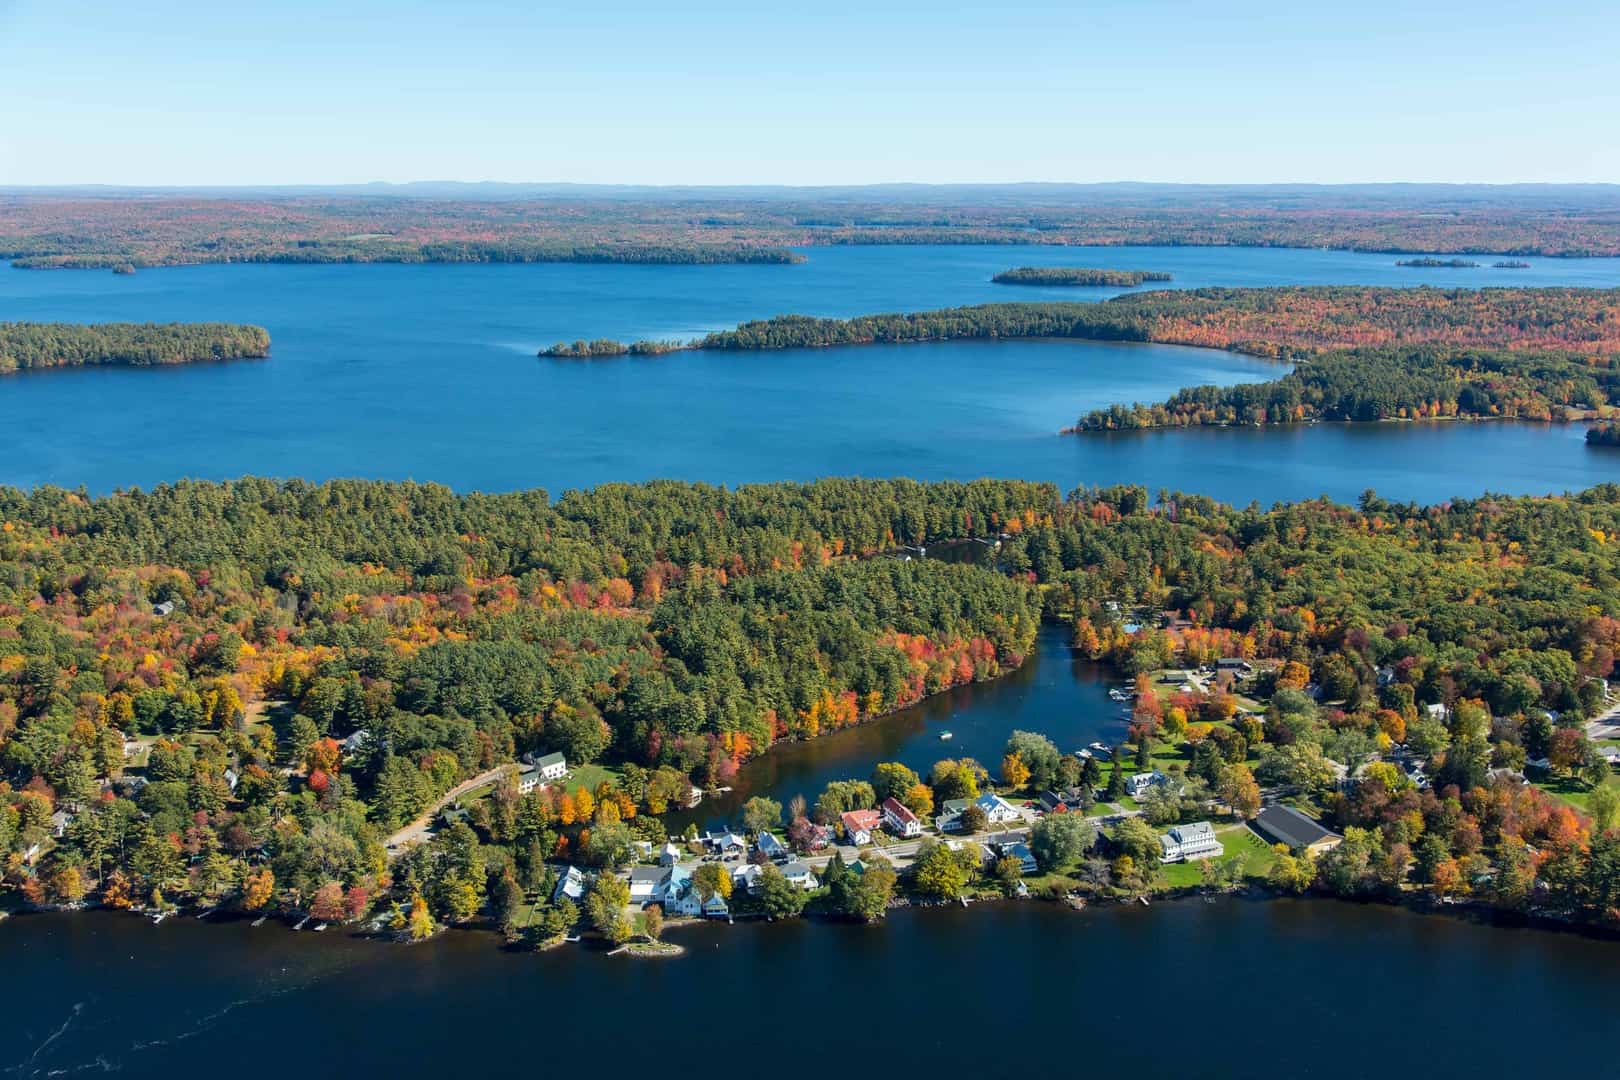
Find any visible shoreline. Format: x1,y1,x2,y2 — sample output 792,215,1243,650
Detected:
10,881,1620,957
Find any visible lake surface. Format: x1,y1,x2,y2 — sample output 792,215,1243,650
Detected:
2,245,1618,504
5,898,1618,1080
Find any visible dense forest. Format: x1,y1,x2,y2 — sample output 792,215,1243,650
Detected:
1072,345,1620,429
0,322,271,374
991,267,1173,286
6,476,1620,927
7,187,1620,270
0,477,1049,917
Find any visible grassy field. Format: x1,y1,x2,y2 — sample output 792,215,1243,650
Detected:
1535,773,1616,812
562,763,622,794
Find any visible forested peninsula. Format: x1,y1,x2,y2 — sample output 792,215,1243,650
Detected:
7,478,1620,939
1072,346,1620,429
992,267,1173,286
0,322,271,375
545,286,1620,360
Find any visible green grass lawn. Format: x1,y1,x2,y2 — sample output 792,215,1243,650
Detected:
562,763,622,794
1535,774,1616,812
1157,823,1275,889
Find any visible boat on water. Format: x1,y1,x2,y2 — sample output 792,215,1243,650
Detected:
1108,687,1132,702
939,731,954,741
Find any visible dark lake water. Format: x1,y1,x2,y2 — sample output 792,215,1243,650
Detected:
5,898,1618,1080
2,245,1618,504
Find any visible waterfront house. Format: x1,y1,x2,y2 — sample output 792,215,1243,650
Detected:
659,841,683,866
732,863,766,895
987,831,1037,872
756,831,788,860
779,861,818,890
628,866,667,905
1254,804,1341,855
1158,821,1223,863
882,797,922,838
841,809,881,846
805,823,833,850
553,864,588,904
944,838,993,870
1126,770,1169,798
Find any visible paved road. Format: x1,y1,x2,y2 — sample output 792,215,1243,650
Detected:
384,764,516,854
1584,698,1620,740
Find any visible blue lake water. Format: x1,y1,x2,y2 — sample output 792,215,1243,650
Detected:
2,245,1618,504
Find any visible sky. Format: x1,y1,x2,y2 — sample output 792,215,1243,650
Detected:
2,0,1617,187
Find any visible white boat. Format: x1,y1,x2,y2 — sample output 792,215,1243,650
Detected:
939,731,954,741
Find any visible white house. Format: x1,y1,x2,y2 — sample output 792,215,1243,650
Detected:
534,752,568,781
1158,821,1224,863
659,841,683,866
666,872,729,918
756,831,789,860
628,866,667,905
732,863,766,895
516,764,545,795
881,797,922,838
779,861,818,890
974,792,1020,825
1126,770,1169,799
553,865,588,904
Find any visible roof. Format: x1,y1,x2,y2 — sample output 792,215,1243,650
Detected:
757,831,787,855
842,809,881,832
975,792,1013,813
1255,805,1336,849
535,752,567,768
1168,821,1216,844
780,861,815,879
881,797,918,824
628,867,666,885
941,798,970,815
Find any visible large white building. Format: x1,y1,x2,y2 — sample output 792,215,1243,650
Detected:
1158,821,1223,863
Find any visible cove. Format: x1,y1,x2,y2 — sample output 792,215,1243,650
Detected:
2,247,1618,504
676,623,1117,828
4,898,1619,1080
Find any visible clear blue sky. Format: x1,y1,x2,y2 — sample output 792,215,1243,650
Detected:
2,0,1616,186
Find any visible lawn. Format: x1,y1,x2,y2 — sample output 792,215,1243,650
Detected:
1535,774,1616,812
1157,822,1276,889
562,763,622,794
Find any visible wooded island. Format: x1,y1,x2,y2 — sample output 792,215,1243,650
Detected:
0,322,271,375
992,267,1173,287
